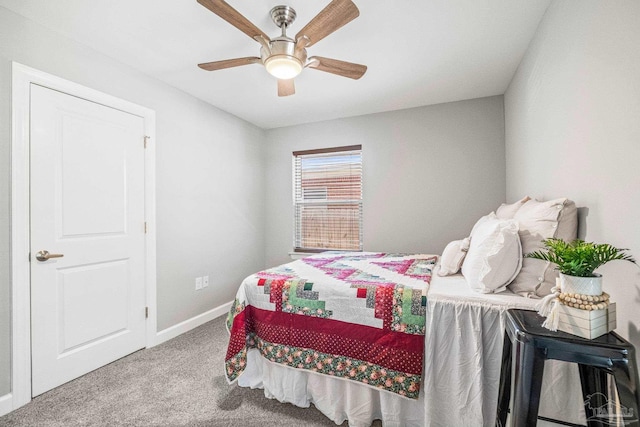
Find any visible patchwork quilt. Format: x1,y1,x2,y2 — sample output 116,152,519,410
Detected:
225,252,437,399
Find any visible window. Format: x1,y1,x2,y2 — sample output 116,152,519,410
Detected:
293,145,363,252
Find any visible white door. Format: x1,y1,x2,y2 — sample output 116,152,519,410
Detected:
30,84,147,396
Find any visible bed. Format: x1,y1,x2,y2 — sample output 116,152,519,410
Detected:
225,198,586,426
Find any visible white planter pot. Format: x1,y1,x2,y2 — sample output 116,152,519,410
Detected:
559,273,603,296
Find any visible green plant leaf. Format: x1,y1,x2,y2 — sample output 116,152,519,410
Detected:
524,238,636,277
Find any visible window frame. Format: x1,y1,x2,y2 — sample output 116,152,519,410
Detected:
292,145,363,253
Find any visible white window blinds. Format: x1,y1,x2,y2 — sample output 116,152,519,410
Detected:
293,145,363,252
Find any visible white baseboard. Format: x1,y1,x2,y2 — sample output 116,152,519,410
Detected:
153,300,232,347
0,392,14,417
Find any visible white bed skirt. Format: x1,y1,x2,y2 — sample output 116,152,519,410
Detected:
239,349,424,427
237,274,586,426
423,296,585,426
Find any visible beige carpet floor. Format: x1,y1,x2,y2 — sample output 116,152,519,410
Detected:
0,316,365,426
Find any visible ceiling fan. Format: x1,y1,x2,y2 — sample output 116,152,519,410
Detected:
196,0,367,97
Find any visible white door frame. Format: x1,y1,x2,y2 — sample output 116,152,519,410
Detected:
10,62,157,410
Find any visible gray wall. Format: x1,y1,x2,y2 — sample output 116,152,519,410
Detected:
505,0,640,349
0,7,266,396
264,96,506,267
10,0,639,407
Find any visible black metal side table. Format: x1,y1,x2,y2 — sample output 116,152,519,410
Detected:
496,309,640,427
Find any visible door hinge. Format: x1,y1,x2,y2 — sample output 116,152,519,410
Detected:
145,307,149,319
144,222,147,234
144,135,150,148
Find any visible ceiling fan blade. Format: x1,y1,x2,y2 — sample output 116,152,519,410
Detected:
295,0,359,47
197,0,270,42
198,57,262,71
278,79,295,97
307,56,367,80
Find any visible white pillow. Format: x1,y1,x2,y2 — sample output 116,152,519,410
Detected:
469,212,497,237
462,217,522,294
496,196,531,220
438,238,470,276
508,198,578,297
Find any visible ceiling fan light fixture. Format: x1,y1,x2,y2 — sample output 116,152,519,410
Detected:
264,55,303,79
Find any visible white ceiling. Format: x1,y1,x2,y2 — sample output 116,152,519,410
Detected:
0,0,551,129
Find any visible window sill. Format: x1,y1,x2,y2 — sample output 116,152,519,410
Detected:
288,251,315,260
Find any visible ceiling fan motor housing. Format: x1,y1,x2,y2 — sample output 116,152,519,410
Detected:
261,36,307,79
261,6,307,79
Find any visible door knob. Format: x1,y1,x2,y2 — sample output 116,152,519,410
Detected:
35,250,64,262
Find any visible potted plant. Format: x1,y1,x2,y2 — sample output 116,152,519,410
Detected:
525,239,636,295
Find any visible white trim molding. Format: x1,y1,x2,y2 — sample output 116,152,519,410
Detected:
154,301,233,346
10,62,157,412
143,107,158,349
0,393,13,417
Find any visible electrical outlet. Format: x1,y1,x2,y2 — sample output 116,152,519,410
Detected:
203,276,209,288
195,277,203,290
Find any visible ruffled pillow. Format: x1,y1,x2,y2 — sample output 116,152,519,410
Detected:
462,216,522,294
438,238,470,276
